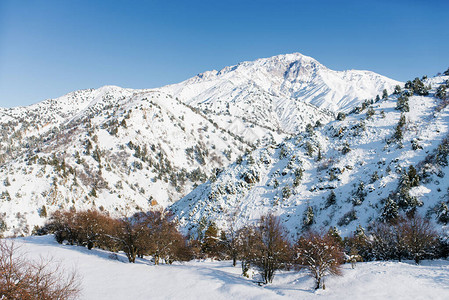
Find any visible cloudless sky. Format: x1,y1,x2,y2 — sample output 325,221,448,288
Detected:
0,0,448,107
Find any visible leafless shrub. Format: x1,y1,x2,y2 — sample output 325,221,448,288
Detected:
0,240,81,299
242,214,291,284
294,231,344,290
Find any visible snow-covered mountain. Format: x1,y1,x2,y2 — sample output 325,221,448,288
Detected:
161,53,400,144
0,52,407,236
171,74,449,237
0,88,251,235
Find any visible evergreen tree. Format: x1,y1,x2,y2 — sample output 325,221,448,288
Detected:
381,197,399,222
437,202,449,224
382,89,388,99
397,168,422,211
393,85,402,95
282,186,292,199
306,123,314,135
305,142,314,157
202,222,220,258
293,168,303,188
408,165,419,187
412,77,429,96
396,94,410,112
352,182,367,206
39,205,47,218
326,191,337,208
336,112,346,121
366,107,375,119
303,206,314,227
435,84,447,100
317,148,322,161
393,114,406,142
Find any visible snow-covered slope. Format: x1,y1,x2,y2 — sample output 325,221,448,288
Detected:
10,235,449,300
171,75,449,236
0,88,250,236
161,53,400,142
0,52,412,236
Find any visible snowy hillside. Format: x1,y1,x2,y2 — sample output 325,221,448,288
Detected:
0,88,250,236
172,74,449,237
10,235,449,300
0,52,405,236
161,53,400,143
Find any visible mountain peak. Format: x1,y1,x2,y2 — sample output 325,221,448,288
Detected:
163,52,400,118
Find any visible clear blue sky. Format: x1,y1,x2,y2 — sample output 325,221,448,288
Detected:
1,0,448,108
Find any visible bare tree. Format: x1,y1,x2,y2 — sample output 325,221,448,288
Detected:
236,225,257,277
46,209,78,245
222,211,240,266
400,214,438,264
295,231,344,290
249,214,291,284
109,212,151,263
145,210,190,264
0,240,81,299
73,209,112,250
47,209,114,251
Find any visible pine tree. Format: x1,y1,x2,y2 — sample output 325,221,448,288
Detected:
393,114,406,142
336,112,346,121
408,165,419,187
282,186,292,199
202,222,220,258
381,197,399,222
305,142,314,157
412,77,429,96
435,84,447,100
306,123,314,135
326,191,337,208
393,85,402,95
317,148,322,161
352,182,367,206
382,89,388,99
366,107,375,119
437,202,449,224
303,206,314,227
396,94,410,112
397,168,422,211
39,205,47,218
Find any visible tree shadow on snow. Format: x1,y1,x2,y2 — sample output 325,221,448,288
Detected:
19,235,154,265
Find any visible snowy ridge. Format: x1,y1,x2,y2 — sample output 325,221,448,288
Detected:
171,75,449,237
161,53,400,140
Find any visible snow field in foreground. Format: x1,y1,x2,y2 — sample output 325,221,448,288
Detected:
7,235,449,300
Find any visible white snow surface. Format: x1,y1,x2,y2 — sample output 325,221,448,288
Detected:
7,235,449,300
0,52,402,236
0,90,250,235
161,52,400,134
172,75,449,236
